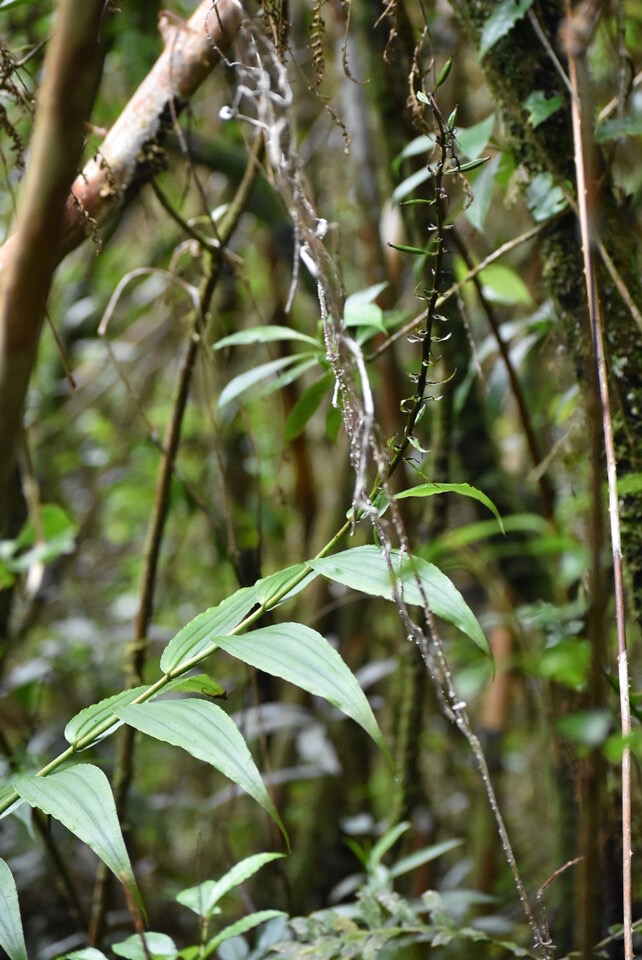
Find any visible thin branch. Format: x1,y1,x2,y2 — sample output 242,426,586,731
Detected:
89,133,264,945
527,10,574,99
450,225,555,520
370,221,547,360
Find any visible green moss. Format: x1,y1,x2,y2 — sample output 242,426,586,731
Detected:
449,0,642,621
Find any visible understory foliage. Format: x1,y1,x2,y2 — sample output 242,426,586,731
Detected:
1,1,642,959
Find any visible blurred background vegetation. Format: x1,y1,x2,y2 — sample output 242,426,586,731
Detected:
2,1,642,958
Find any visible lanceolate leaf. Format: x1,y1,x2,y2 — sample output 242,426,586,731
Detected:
214,325,320,349
392,165,433,203
177,852,285,918
395,481,504,533
160,586,258,674
14,765,141,909
215,624,390,760
0,858,27,960
217,355,316,409
370,822,411,867
255,563,317,606
309,547,490,658
115,700,287,841
389,838,463,878
264,357,319,397
65,685,149,748
65,677,225,750
205,911,287,956
284,373,333,441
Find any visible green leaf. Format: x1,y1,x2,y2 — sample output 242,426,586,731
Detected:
177,852,285,918
214,624,390,760
63,950,110,960
386,242,429,256
389,838,463,878
456,115,495,160
255,563,317,606
557,709,611,747
464,154,500,233
595,115,642,142
215,325,320,349
326,403,342,442
114,701,287,841
112,933,178,960
309,546,491,658
523,90,563,128
14,765,141,909
65,676,226,751
479,0,535,58
218,356,315,409
537,640,590,690
160,586,258,674
345,282,389,306
205,911,287,957
395,481,504,533
0,559,14,589
345,286,389,333
392,166,433,203
65,686,149,748
284,374,333,441
526,172,567,222
262,357,319,398
344,301,386,333
11,504,77,571
479,263,532,306
396,134,436,163
0,859,27,960
435,57,452,89
604,729,642,763
369,822,411,868
446,157,490,174
165,673,226,698
0,788,25,821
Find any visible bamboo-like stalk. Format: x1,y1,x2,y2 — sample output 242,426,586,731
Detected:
564,7,633,958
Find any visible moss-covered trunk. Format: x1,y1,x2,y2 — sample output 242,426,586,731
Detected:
447,0,642,614
446,3,640,956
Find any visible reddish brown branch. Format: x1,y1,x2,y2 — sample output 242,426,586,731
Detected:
0,0,243,535
0,0,107,532
59,0,243,258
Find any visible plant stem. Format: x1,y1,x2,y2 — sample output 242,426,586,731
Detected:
565,9,633,958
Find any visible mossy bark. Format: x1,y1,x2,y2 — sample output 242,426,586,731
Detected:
447,0,642,618
447,3,641,956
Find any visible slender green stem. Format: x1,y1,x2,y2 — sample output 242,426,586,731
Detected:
0,515,355,816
